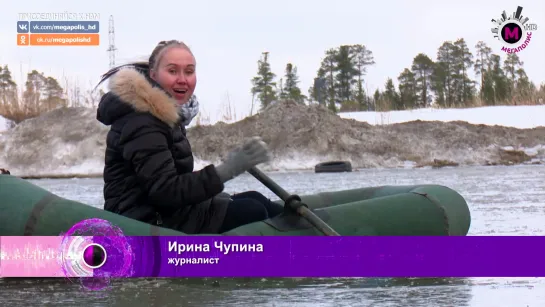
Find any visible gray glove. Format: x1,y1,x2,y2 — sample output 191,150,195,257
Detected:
215,136,271,183
211,192,233,207
215,192,232,199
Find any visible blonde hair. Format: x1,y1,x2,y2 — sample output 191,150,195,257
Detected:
95,40,194,89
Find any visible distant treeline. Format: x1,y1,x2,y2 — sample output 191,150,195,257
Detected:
250,39,545,112
2,38,544,126
0,66,104,125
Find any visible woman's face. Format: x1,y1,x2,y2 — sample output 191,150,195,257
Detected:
150,46,196,105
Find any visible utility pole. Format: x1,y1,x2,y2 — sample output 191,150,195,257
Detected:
107,15,117,68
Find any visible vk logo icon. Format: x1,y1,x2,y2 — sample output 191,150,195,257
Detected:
17,21,29,33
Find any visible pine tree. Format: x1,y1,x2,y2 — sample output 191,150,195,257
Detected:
373,88,382,111
23,70,47,116
280,63,306,104
411,53,435,108
43,76,67,110
309,76,327,106
352,44,375,110
320,48,338,112
250,52,277,110
334,45,358,103
503,53,525,102
310,44,376,112
489,54,510,104
383,78,401,110
0,65,19,124
452,38,475,106
398,68,418,109
474,41,493,103
435,41,457,107
0,65,18,107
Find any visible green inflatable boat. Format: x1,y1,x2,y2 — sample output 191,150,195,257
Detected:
0,174,471,236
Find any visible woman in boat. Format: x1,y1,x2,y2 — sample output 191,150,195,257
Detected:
95,39,284,234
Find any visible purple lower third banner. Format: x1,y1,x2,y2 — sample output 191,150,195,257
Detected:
2,236,544,278
82,236,545,277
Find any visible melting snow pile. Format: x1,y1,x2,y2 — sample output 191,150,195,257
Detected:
0,101,544,177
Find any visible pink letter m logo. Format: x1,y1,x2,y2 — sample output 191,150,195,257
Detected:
504,27,519,40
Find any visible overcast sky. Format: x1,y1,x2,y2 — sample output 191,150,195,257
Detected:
2,0,544,122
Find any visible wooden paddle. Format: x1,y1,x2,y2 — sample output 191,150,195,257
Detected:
247,166,340,236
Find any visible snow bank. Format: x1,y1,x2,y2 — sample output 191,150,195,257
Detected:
0,102,544,178
0,116,8,132
339,105,545,129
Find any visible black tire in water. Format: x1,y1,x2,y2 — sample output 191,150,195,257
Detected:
314,161,352,173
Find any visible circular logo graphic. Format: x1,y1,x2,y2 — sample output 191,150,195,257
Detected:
490,6,536,53
501,22,523,44
58,218,135,291
82,243,107,269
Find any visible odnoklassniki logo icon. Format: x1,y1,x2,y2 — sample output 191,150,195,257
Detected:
491,6,537,54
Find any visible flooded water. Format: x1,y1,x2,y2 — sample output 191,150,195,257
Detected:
1,165,544,306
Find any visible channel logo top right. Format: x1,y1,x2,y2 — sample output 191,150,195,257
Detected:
491,6,538,54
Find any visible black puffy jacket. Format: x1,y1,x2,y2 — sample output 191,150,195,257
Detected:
96,67,228,234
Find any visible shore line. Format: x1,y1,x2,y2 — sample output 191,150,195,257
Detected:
19,173,103,180
2,162,542,180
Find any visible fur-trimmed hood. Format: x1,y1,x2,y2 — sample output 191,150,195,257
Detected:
97,67,180,127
